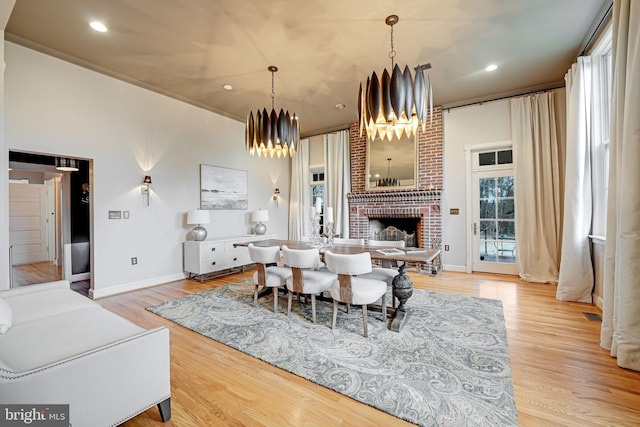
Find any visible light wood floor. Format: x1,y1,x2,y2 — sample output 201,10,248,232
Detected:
12,261,61,287
95,270,640,427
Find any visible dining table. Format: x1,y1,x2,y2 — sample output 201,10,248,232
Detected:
235,238,442,332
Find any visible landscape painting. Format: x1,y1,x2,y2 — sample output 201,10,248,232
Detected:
200,165,248,210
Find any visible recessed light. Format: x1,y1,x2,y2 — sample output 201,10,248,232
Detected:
90,21,108,32
486,64,498,72
223,84,233,91
335,103,346,110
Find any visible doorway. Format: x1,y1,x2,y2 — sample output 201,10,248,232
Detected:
8,151,92,293
466,144,517,275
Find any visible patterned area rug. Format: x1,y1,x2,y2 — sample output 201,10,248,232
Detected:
147,280,517,426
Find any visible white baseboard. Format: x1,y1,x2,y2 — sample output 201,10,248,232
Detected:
90,273,187,299
443,264,467,273
593,293,603,310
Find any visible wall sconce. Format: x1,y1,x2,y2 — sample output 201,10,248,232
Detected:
273,188,280,207
142,175,152,207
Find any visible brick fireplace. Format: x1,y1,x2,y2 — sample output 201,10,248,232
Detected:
347,107,443,248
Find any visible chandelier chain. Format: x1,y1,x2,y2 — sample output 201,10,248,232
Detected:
388,23,396,69
271,70,275,110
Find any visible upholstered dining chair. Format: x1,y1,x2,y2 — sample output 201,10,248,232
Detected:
324,250,387,338
281,245,336,323
248,244,292,313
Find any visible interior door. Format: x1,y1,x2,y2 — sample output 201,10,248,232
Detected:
9,183,48,265
472,170,517,274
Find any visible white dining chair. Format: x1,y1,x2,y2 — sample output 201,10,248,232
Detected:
281,245,336,323
248,244,292,313
324,250,387,338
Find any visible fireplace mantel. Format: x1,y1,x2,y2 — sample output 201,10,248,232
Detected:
347,190,441,205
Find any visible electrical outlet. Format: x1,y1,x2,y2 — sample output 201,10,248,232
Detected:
131,257,138,265
444,245,450,251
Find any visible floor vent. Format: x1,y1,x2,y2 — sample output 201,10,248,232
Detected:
584,312,602,322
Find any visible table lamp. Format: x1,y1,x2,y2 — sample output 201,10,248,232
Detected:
187,209,210,241
252,209,269,235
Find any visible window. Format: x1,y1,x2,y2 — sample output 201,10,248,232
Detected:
310,168,325,233
590,25,612,236
477,149,513,167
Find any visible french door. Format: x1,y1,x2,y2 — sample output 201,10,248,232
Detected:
472,169,517,274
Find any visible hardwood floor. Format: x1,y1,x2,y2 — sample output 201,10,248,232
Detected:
11,261,61,286
96,270,640,426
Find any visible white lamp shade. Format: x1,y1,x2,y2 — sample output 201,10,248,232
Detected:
187,210,210,225
252,210,269,222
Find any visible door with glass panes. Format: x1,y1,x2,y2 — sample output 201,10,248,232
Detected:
472,153,517,274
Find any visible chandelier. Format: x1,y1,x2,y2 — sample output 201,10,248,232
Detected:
358,15,434,141
246,66,299,158
378,157,400,187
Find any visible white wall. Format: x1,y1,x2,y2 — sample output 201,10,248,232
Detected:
442,100,512,271
3,42,290,296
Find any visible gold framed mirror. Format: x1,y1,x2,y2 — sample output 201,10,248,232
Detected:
366,133,417,190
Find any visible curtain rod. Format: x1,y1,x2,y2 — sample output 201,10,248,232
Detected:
442,84,565,112
579,1,613,56
301,125,350,139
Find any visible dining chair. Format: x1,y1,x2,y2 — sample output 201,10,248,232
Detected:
248,244,292,313
281,245,336,323
324,250,387,338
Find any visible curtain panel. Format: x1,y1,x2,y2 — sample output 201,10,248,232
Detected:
600,0,640,372
556,57,595,302
288,138,310,240
510,92,565,283
324,130,351,239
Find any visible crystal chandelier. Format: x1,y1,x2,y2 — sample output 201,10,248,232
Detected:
246,66,299,158
358,15,434,141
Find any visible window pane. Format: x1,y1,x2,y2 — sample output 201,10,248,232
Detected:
479,178,495,198
480,200,495,219
498,199,514,219
479,152,496,166
497,176,514,197
497,150,513,164
480,220,496,240
498,221,515,239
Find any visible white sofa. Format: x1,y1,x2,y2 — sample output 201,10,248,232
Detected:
0,280,171,426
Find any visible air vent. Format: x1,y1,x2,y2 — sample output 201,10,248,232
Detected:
584,312,602,322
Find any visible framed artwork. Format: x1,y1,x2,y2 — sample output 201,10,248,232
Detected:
200,164,248,210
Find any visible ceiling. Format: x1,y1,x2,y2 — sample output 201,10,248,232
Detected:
5,0,609,137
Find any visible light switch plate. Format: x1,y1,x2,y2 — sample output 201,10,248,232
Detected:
123,211,130,219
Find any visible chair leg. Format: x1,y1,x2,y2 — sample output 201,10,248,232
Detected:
332,300,338,330
287,291,293,316
362,305,369,338
273,287,278,313
381,294,387,321
311,294,316,323
345,304,350,314
254,285,259,306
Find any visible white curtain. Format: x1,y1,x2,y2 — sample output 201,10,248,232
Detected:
600,0,640,372
288,138,310,240
510,92,564,283
324,130,350,238
557,57,594,302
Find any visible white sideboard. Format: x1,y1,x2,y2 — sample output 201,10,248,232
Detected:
183,234,276,281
